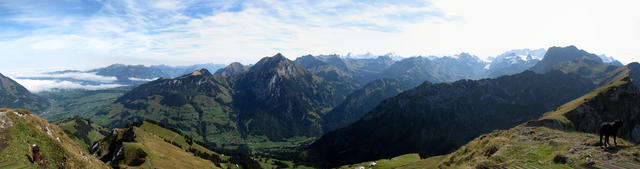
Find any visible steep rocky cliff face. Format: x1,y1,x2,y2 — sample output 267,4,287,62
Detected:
91,127,137,166
234,53,349,139
0,109,108,169
530,75,640,143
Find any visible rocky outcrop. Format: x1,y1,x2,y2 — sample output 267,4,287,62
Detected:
90,126,139,167
214,62,249,77
530,46,603,74
530,78,640,143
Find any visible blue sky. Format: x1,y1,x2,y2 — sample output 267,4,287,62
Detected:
1,0,639,72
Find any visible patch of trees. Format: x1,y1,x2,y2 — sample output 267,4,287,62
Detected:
160,93,187,106
122,102,147,109
188,147,222,167
163,138,183,149
131,119,261,169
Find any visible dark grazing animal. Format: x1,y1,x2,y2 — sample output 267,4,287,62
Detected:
600,120,623,147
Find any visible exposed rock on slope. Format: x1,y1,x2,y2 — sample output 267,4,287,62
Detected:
530,73,640,143
234,53,349,139
0,108,108,169
55,116,110,149
91,121,224,168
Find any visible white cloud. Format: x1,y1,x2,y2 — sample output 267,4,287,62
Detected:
0,0,639,73
128,77,157,81
14,72,117,83
13,79,124,93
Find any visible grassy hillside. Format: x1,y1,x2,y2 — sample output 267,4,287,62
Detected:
336,154,444,169
0,108,108,169
91,120,228,168
438,125,640,169
55,116,110,149
122,125,221,168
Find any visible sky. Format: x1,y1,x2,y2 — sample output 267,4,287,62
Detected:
0,0,639,73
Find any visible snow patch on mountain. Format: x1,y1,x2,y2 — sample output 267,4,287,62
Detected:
598,54,623,66
344,52,403,60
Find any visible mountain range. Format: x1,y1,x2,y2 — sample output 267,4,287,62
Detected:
13,63,226,89
0,45,635,169
306,46,633,167
86,48,573,145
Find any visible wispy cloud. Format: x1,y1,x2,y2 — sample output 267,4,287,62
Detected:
14,72,117,83
0,0,447,71
0,0,639,73
7,70,121,92
12,78,124,93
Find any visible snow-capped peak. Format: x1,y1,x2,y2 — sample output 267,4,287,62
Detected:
344,52,403,60
597,54,623,66
493,48,546,63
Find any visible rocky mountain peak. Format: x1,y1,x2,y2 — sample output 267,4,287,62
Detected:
530,46,603,73
214,62,249,77
249,53,307,78
187,68,211,76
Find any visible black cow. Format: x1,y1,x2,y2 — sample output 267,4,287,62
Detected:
600,120,623,147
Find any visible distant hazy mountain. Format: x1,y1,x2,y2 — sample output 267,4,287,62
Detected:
294,54,394,86
90,64,170,79
530,46,603,74
87,64,170,84
306,46,626,167
321,78,415,132
0,73,49,113
598,54,624,66
14,63,227,92
151,63,226,77
214,62,249,77
392,53,486,83
486,48,546,77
